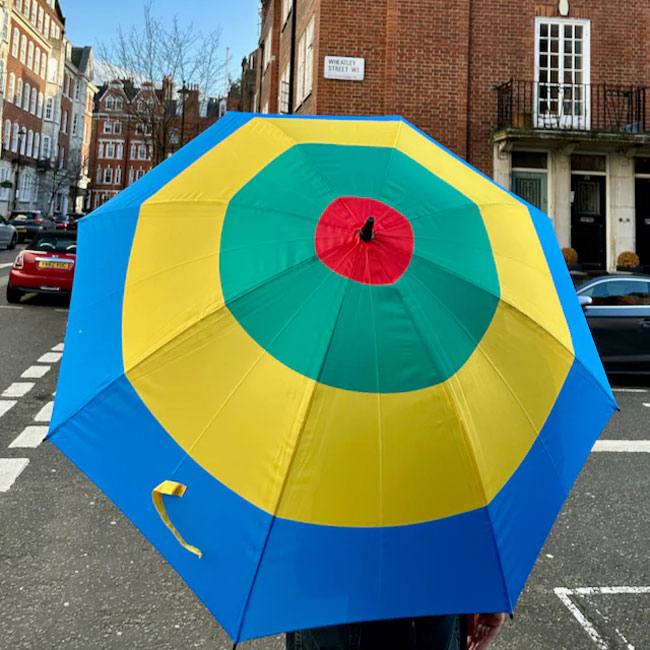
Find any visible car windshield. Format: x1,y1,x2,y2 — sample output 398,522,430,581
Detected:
55,216,68,222
579,279,650,306
27,234,77,254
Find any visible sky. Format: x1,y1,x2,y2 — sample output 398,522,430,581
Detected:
61,0,260,91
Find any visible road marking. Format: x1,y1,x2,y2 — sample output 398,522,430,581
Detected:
9,425,50,448
612,388,648,393
0,400,17,418
0,305,22,310
643,403,650,408
592,440,650,453
0,262,13,269
556,586,650,649
51,343,64,352
54,308,68,313
37,352,62,364
34,401,54,422
0,458,29,492
21,365,50,379
2,382,35,398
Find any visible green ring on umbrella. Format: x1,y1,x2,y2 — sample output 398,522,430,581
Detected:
220,144,500,393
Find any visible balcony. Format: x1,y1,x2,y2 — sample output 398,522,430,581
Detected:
495,80,649,144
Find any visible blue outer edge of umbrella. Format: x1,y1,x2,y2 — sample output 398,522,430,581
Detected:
49,113,617,642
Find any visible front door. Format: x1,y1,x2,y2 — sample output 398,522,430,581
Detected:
512,171,548,215
571,174,606,269
635,178,650,265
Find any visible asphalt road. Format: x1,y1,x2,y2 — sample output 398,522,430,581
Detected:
1,244,649,649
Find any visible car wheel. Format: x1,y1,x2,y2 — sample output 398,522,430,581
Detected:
7,233,17,250
6,283,23,304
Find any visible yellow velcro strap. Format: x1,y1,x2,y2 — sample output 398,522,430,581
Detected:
152,480,202,558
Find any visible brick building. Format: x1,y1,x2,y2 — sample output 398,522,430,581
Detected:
89,79,221,209
249,0,650,271
0,0,95,216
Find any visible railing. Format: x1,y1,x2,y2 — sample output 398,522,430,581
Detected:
496,80,648,133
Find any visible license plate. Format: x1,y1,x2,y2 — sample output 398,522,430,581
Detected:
40,286,61,291
17,228,26,232
38,261,71,270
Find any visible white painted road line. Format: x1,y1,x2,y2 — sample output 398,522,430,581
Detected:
21,365,50,379
0,262,13,269
592,440,650,453
556,586,650,650
37,352,62,364
0,400,17,418
34,401,54,423
2,382,35,398
612,388,648,393
51,343,64,352
643,403,650,408
0,458,30,492
9,425,50,449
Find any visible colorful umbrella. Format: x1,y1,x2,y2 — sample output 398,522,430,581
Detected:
49,114,616,643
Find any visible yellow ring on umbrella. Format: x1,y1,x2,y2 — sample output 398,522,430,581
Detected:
123,118,573,527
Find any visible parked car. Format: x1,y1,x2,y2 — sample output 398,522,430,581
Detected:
6,230,77,303
54,214,71,230
577,275,650,374
7,211,53,242
0,216,17,250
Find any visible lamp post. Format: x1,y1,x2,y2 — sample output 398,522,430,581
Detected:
13,127,27,211
178,80,190,150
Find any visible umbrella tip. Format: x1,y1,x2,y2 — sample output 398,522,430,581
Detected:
359,217,375,242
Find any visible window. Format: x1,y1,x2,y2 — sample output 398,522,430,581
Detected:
115,166,122,184
40,53,46,78
72,113,79,136
138,144,147,159
23,82,29,111
27,40,33,68
19,34,26,63
24,0,29,17
296,16,315,105
11,27,18,57
281,0,293,26
115,97,123,110
61,110,68,133
136,168,145,180
74,80,80,100
37,92,43,117
535,18,590,129
26,130,33,157
130,143,136,159
96,165,101,182
44,14,49,38
7,73,14,103
581,280,650,306
30,0,36,23
30,87,36,114
37,6,43,31
279,65,290,113
103,121,112,134
0,167,10,201
104,167,113,184
47,56,57,82
144,123,152,136
3,120,10,151
15,78,22,106
1,8,8,42
263,30,272,72
19,130,26,155
11,124,18,152
106,143,115,158
106,96,114,110
34,47,40,74
116,143,123,158
45,96,53,120
34,133,39,158
128,167,134,184
113,121,122,134
42,134,51,159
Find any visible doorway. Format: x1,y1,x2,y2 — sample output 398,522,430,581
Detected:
571,174,606,269
636,178,650,265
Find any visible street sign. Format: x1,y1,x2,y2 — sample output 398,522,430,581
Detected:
0,180,13,188
324,56,365,81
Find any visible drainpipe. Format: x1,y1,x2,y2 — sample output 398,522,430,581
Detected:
288,0,297,113
465,0,473,163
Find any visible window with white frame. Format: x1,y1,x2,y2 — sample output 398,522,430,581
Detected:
103,120,112,134
0,168,9,200
279,64,290,113
130,143,136,159
34,46,40,75
42,134,50,159
19,130,26,155
11,124,18,152
11,27,18,58
282,0,293,26
104,167,113,184
26,130,33,157
37,92,43,117
115,166,122,184
44,96,53,120
37,6,43,31
30,87,36,114
138,144,147,159
296,16,315,105
128,167,134,184
23,82,29,110
19,34,26,63
3,120,10,151
115,97,123,110
535,17,590,129
47,57,57,82
106,143,115,158
24,0,30,18
44,14,49,38
136,168,145,180
30,0,35,23
27,40,33,68
106,96,114,110
7,73,14,103
263,30,272,73
1,8,8,42
96,165,102,182
113,121,122,134
15,78,22,106
40,53,46,78
117,143,123,158
34,132,39,158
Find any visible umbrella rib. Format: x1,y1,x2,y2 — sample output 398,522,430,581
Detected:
233,273,357,643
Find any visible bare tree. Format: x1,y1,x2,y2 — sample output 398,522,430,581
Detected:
97,1,223,164
42,151,86,215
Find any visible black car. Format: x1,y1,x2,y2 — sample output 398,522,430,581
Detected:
7,212,52,242
577,275,650,374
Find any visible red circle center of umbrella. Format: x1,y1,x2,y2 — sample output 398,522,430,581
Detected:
314,197,414,285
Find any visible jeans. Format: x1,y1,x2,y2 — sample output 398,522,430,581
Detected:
286,615,466,650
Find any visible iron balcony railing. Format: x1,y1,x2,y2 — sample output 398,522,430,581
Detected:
496,79,648,134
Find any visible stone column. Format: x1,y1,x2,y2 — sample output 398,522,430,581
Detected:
550,147,572,249
608,151,636,271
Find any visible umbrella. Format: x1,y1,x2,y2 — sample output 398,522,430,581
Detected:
49,113,616,643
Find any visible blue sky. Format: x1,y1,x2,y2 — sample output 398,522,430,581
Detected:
62,0,260,87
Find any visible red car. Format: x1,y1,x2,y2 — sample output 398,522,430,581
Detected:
6,230,77,303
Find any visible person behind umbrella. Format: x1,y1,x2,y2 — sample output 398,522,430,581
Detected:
285,612,505,649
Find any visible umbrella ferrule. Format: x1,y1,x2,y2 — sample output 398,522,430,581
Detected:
359,217,375,242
